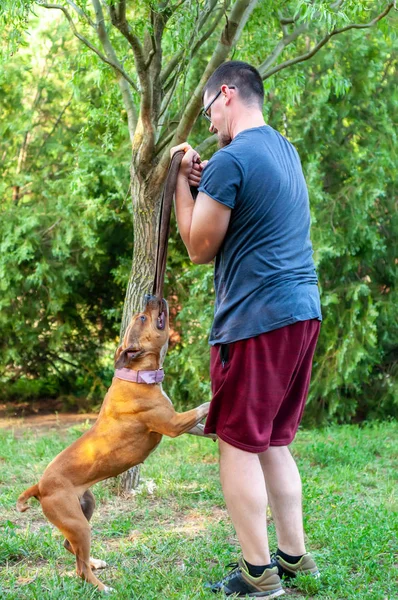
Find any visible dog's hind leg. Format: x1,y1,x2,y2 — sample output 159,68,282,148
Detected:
41,492,110,592
63,490,106,571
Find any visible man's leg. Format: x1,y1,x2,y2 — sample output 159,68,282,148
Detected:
259,445,306,556
219,439,271,565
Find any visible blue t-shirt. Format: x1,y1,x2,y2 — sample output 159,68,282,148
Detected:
198,125,322,345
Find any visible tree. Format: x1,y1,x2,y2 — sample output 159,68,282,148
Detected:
2,0,394,330
0,21,133,403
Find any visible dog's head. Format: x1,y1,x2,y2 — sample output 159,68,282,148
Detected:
114,295,169,369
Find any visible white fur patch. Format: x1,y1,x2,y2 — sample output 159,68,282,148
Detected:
90,557,107,570
102,584,115,594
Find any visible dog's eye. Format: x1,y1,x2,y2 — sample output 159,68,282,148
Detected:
140,315,146,322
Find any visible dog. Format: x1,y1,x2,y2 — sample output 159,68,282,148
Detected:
17,295,212,592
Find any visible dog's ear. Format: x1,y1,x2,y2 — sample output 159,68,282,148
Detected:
114,345,125,368
114,346,144,369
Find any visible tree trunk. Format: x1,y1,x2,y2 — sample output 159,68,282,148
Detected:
116,163,166,493
120,176,161,335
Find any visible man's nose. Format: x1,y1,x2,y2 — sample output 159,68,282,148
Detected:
209,123,217,134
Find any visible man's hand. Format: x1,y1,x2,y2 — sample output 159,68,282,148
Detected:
170,142,208,188
189,159,208,188
172,142,230,264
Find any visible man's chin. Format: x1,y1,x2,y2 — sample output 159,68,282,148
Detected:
218,133,232,148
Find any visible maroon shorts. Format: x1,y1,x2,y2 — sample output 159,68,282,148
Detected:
204,319,320,453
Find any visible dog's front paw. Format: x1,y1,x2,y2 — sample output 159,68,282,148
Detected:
199,401,211,416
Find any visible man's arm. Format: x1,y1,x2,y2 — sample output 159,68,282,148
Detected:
172,145,231,264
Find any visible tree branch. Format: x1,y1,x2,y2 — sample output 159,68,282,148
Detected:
156,0,230,154
191,3,229,59
279,0,346,26
197,0,219,29
161,1,228,86
279,16,297,26
118,0,126,20
159,74,179,121
106,0,154,155
262,3,395,80
145,49,156,70
195,134,218,155
90,0,138,138
33,94,73,163
160,49,183,84
40,218,62,237
107,1,148,82
65,0,95,28
37,2,139,93
258,23,308,76
144,7,158,70
155,128,177,155
147,6,170,125
153,0,259,184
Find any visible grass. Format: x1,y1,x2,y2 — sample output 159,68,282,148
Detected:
0,420,397,599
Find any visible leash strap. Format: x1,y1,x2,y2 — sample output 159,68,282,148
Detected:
152,150,184,300
152,150,199,299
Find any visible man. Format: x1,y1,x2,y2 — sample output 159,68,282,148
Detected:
171,61,322,598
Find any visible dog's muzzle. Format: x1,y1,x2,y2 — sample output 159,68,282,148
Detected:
144,294,168,331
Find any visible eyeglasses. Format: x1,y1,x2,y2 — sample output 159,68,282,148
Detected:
202,86,236,122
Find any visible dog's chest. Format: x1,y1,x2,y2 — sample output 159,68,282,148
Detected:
160,385,173,405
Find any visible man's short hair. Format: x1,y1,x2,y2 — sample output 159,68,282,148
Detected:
203,61,264,107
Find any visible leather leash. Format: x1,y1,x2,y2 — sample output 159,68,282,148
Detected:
152,149,198,299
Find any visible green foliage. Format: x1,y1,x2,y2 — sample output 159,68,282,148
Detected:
292,30,398,422
165,245,214,409
0,3,397,422
0,18,132,400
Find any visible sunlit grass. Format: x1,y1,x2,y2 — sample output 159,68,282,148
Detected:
0,421,397,598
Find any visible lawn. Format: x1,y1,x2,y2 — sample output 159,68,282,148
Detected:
0,420,397,599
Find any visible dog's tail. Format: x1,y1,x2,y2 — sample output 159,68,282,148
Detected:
17,484,40,512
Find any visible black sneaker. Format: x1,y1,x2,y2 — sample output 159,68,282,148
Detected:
272,552,320,579
205,558,285,597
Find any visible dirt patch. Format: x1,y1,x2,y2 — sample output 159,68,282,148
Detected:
0,399,97,434
5,514,51,533
0,412,97,434
1,398,79,417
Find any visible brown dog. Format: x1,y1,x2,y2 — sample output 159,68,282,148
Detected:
17,295,211,592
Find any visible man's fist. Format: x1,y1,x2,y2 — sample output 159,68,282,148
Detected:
189,159,208,187
170,143,208,187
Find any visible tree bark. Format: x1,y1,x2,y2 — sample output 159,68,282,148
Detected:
120,169,166,336
117,162,168,493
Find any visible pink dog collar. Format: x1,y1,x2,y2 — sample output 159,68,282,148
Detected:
114,368,164,384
